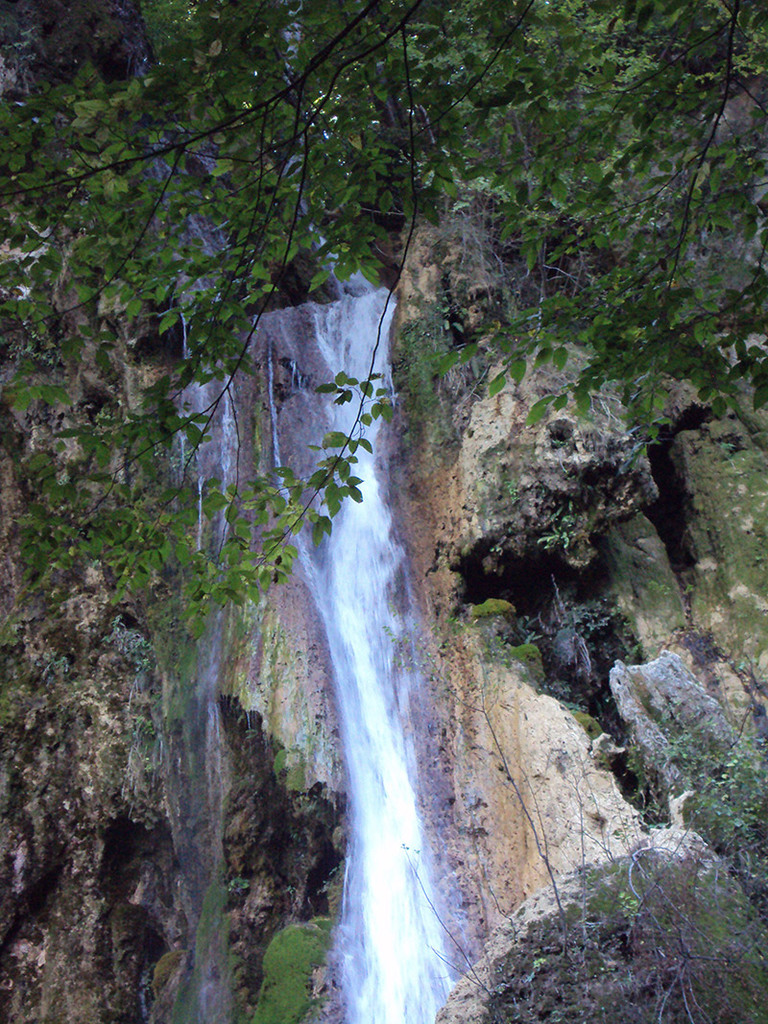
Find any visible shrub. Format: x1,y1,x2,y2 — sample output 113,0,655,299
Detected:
670,732,768,909
489,850,768,1024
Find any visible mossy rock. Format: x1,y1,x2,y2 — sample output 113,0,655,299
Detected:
469,598,516,620
152,950,185,998
506,642,542,668
273,746,307,792
172,881,231,1024
571,710,602,740
273,747,288,776
252,918,333,1024
602,513,685,653
671,422,768,664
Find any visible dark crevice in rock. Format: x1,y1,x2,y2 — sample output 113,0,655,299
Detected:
535,586,638,731
439,271,468,347
139,927,166,1024
135,315,186,361
80,382,113,423
458,542,639,730
457,543,583,615
303,823,341,909
458,539,623,620
645,404,710,574
0,863,63,959
102,816,144,873
101,818,175,897
605,750,649,811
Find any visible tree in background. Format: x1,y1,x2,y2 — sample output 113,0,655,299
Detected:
0,0,766,625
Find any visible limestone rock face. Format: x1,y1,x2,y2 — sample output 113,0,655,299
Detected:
0,561,177,1021
4,145,768,1024
222,575,343,797
609,652,738,812
397,366,658,626
612,652,734,761
0,263,343,1024
394,232,768,1011
394,235,660,950
453,390,657,572
434,629,640,946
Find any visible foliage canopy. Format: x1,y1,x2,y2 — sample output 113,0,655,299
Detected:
1,0,767,624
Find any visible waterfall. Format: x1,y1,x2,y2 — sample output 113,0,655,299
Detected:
167,339,242,1023
266,284,453,1024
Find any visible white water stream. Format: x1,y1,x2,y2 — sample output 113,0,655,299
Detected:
267,284,453,1024
172,319,241,1023
179,279,453,1023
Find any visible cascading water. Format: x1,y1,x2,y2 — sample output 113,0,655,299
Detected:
166,340,242,1023
266,283,453,1024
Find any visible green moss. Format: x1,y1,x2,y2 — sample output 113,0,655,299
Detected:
152,950,185,998
172,879,232,1024
572,710,602,740
259,609,295,732
285,760,306,792
469,598,516,620
251,603,337,786
506,642,541,666
252,918,333,1024
602,514,685,652
219,602,259,707
272,746,307,792
273,748,287,776
675,422,768,658
322,867,345,920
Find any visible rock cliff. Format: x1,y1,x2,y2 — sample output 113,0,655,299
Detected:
394,227,768,1020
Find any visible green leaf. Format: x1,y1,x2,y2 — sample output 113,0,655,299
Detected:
159,309,180,333
527,396,555,425
508,358,526,383
322,431,348,449
488,373,506,397
438,350,461,374
309,268,331,292
551,178,568,204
